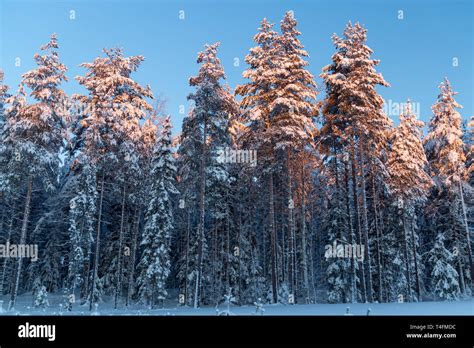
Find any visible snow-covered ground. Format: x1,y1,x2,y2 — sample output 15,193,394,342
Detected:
0,294,472,316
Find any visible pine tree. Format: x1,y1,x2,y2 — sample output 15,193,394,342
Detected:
137,116,177,308
0,87,26,297
424,78,472,292
324,179,351,303
125,115,158,306
387,101,432,301
425,78,466,186
272,11,318,150
65,161,97,310
236,18,280,303
33,284,50,309
320,21,391,303
176,109,201,306
178,42,236,307
5,34,68,309
236,13,318,303
276,12,318,301
74,47,153,310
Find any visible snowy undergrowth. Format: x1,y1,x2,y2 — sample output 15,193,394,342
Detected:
0,294,472,316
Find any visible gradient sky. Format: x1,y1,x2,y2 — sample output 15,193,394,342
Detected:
1,0,472,134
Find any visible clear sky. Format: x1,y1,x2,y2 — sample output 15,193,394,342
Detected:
1,0,472,134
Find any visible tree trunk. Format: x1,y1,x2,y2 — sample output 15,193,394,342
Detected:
0,204,15,295
457,254,466,295
237,199,243,305
9,176,33,310
226,212,231,298
308,202,317,301
81,234,92,305
114,182,127,309
458,180,473,287
269,173,278,303
194,120,207,308
287,150,296,301
410,219,421,301
126,208,140,306
369,162,383,303
401,210,412,302
211,218,217,304
344,159,357,303
351,137,367,302
68,218,85,311
358,137,373,303
300,159,310,302
184,208,190,306
89,173,105,311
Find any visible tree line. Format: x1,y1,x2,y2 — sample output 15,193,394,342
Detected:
0,12,472,310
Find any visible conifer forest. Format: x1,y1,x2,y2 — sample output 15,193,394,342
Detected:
0,3,472,315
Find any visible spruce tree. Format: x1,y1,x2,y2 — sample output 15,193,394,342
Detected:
137,116,177,308
428,234,461,300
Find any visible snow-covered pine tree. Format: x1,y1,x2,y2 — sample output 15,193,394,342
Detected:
236,18,280,304
320,21,391,303
5,34,68,310
0,88,26,298
425,78,466,186
179,42,236,308
424,78,472,293
319,33,358,303
176,109,201,306
387,101,432,301
323,164,351,303
318,99,353,303
137,116,177,308
272,11,318,147
236,14,316,303
428,233,461,300
33,284,50,309
274,11,319,301
112,56,153,309
203,64,236,306
74,47,153,310
227,115,267,304
125,116,158,306
66,160,97,310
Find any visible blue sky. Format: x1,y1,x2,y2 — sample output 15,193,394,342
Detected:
1,0,472,134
